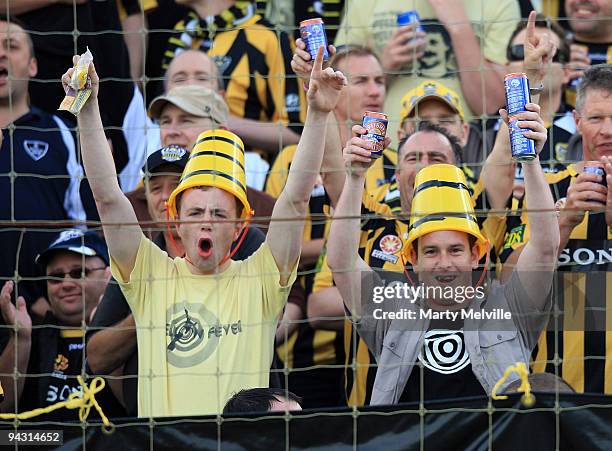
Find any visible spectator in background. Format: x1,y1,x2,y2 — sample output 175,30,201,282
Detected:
223,388,302,414
497,65,612,394
482,13,575,202
158,48,278,190
0,17,95,318
504,14,574,169
334,0,520,146
162,0,306,189
145,85,276,230
396,80,483,183
118,0,157,87
258,0,345,42
3,0,152,192
0,230,124,419
564,0,612,107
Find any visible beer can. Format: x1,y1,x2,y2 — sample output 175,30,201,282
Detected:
583,162,608,188
300,18,329,62
508,118,536,162
397,10,424,33
361,111,388,158
504,73,531,116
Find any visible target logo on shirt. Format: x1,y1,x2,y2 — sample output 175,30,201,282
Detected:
418,329,470,374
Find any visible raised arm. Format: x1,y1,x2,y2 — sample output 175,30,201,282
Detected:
267,47,347,285
62,59,141,279
326,136,375,319
510,105,559,306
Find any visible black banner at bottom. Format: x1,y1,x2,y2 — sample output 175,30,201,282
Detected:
2,393,611,450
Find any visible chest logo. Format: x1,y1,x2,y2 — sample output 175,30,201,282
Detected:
418,329,470,374
379,235,402,254
166,303,243,368
23,140,49,161
54,354,69,372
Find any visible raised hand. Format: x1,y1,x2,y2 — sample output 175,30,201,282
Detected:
381,23,426,72
291,38,336,83
307,45,347,113
61,55,100,103
523,10,557,82
500,102,547,155
567,43,590,83
343,124,391,178
0,281,31,337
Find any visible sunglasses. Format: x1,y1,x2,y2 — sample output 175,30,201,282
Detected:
47,267,106,284
507,44,567,64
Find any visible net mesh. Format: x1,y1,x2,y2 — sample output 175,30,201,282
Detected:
0,0,609,449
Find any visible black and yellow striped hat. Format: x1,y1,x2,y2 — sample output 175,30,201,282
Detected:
403,164,488,264
166,129,251,219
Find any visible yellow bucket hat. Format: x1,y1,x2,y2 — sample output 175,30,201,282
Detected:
403,164,488,264
166,129,252,219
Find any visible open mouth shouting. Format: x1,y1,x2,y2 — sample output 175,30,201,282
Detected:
198,237,213,259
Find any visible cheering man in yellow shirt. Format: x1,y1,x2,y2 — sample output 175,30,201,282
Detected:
63,47,346,417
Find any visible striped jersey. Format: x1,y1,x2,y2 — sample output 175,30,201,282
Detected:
499,164,612,393
162,3,306,142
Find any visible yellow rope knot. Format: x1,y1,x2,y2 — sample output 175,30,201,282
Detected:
491,362,535,407
0,376,114,431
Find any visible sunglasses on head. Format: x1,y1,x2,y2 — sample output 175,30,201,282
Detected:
507,44,567,64
47,267,106,284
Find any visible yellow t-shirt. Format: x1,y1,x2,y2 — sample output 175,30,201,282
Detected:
111,235,297,417
335,0,520,144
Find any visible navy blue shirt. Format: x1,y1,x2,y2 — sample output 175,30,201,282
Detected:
0,107,97,304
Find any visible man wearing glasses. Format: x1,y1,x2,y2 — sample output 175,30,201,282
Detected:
0,229,114,418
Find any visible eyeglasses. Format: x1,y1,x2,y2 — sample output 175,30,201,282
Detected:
507,44,567,64
47,267,106,284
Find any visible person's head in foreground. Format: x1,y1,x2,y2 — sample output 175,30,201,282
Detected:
36,230,110,326
164,129,252,275
573,64,612,161
223,388,303,414
402,164,488,310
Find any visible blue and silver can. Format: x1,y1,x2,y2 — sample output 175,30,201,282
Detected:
300,18,329,61
361,111,388,158
508,118,536,162
504,72,531,116
397,10,424,32
583,162,608,188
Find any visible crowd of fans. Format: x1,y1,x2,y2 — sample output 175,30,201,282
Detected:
0,0,611,422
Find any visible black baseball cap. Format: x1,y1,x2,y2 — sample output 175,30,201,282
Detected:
142,145,190,175
36,229,109,267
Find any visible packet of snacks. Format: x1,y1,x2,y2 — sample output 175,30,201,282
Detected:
59,47,93,115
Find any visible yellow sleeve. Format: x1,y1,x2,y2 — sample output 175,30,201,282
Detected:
312,253,334,293
264,145,296,198
264,31,291,125
482,1,520,65
242,241,299,318
110,234,173,318
334,1,375,47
